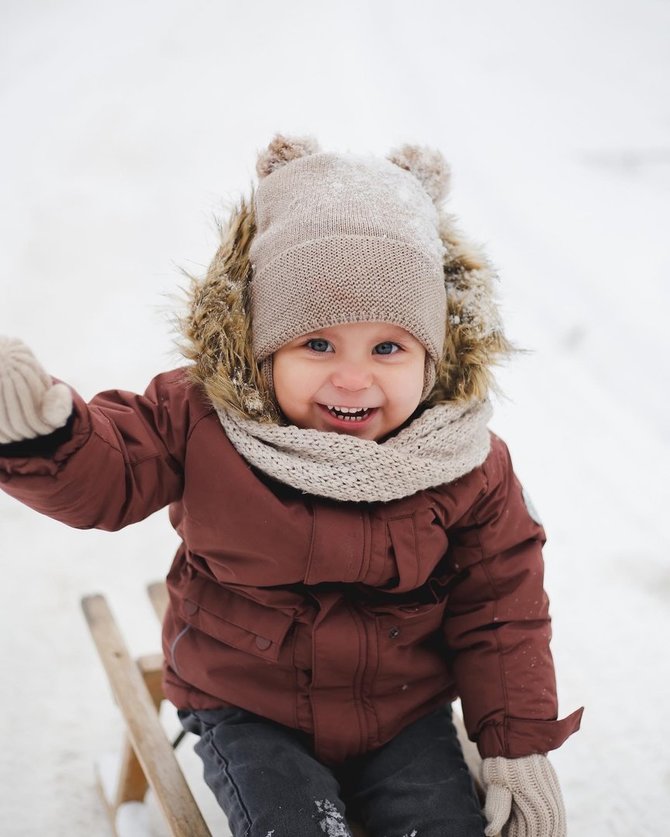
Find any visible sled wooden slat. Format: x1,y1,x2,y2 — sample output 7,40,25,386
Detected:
147,580,169,623
81,594,211,837
110,653,165,809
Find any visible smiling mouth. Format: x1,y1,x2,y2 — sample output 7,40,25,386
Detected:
320,405,377,423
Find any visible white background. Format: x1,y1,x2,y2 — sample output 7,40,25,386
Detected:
1,1,669,834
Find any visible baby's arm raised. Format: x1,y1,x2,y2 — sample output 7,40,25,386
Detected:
0,337,197,530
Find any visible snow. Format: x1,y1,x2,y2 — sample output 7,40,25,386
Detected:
1,0,669,833
314,799,349,837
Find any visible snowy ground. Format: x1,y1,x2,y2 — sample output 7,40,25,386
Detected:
1,1,669,834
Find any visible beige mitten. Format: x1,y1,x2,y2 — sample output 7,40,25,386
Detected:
0,337,73,443
482,754,566,837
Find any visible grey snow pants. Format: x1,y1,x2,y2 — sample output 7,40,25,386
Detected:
179,703,486,837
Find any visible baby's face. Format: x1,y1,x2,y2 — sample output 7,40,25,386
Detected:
272,322,426,441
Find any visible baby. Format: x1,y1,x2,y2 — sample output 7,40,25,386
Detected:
0,134,582,836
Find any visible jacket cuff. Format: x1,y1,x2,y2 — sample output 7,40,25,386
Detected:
476,707,584,758
0,386,90,477
0,413,75,458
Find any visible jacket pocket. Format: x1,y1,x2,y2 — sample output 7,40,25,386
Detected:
363,599,447,646
178,571,295,663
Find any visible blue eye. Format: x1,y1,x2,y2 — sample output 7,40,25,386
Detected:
374,342,400,355
306,338,332,353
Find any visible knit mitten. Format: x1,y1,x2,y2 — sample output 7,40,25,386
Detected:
0,337,72,443
482,754,566,837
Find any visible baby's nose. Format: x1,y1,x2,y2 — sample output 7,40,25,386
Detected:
330,363,373,391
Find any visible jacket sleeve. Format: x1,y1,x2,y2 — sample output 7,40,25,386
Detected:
443,434,583,758
0,368,201,531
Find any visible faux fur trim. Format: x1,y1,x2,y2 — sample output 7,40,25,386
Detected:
177,194,513,423
177,192,280,423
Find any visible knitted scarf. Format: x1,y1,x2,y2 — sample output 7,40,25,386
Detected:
217,399,493,503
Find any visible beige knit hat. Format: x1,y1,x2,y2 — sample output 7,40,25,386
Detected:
249,134,450,399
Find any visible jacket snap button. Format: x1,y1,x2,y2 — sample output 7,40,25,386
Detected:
255,636,272,651
183,601,198,616
388,626,400,639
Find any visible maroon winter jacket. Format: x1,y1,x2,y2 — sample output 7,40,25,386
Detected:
0,369,582,764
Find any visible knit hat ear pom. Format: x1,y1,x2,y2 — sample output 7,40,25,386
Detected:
256,133,321,178
387,144,451,205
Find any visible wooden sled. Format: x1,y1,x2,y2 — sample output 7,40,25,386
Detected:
82,583,488,837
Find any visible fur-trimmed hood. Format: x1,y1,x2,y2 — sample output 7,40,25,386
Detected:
178,139,513,424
